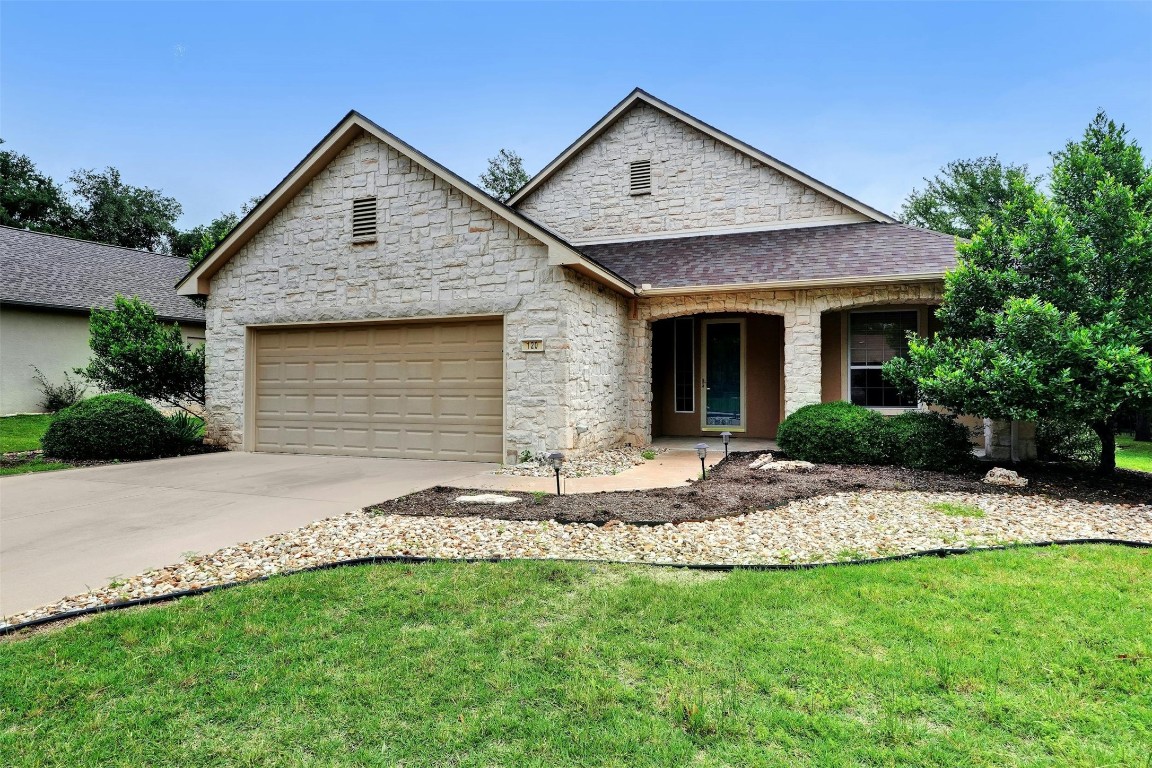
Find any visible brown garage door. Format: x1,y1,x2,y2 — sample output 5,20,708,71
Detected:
252,319,503,461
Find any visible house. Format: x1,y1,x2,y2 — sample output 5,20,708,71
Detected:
0,226,206,414
177,89,964,463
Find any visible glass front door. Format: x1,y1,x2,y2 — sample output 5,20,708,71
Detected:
702,320,744,430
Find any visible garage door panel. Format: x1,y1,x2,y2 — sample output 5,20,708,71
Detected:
252,319,503,461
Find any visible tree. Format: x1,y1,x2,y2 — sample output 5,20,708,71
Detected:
79,295,205,414
172,195,262,267
478,149,529,202
899,156,1038,238
0,140,74,233
885,113,1152,474
68,167,182,252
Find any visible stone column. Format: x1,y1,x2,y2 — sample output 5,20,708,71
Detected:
783,302,822,416
624,318,653,446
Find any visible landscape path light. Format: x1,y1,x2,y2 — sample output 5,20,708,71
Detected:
695,442,709,480
546,451,565,496
721,431,731,458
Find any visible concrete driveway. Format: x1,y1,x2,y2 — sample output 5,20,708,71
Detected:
0,452,494,617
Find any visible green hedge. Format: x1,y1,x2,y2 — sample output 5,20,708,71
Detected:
776,401,974,472
885,411,975,472
776,401,889,465
41,394,173,461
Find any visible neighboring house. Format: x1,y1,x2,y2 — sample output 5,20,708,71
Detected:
177,89,963,463
0,226,206,415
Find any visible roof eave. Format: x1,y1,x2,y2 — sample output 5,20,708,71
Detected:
635,272,946,296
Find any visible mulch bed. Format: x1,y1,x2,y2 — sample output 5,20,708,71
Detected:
368,451,1152,525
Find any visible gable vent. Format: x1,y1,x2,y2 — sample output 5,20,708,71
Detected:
629,160,652,195
351,197,378,241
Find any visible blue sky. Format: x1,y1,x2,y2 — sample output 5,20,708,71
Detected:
3,1,1149,230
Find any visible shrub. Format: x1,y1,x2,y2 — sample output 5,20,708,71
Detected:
41,394,171,461
776,402,889,465
884,411,975,473
165,412,204,452
30,366,87,412
1035,417,1101,465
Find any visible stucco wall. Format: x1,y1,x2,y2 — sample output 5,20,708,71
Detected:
0,305,204,415
515,102,866,242
204,133,630,459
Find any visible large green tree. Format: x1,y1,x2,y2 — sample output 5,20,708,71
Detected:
886,113,1152,474
900,156,1038,238
0,141,74,233
68,167,182,252
79,295,205,414
478,149,529,202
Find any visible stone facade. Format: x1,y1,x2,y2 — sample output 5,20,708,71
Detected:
515,103,865,242
203,133,631,459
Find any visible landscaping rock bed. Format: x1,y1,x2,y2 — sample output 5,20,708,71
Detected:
372,452,1152,525
6,489,1149,630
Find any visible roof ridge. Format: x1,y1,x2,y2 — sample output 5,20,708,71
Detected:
0,224,186,260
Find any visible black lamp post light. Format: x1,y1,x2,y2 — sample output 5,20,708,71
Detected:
547,451,565,496
721,431,731,458
695,442,708,480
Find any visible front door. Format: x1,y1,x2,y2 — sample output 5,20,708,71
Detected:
701,319,745,431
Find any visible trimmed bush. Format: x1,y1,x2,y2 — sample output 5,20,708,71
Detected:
884,411,975,473
776,401,889,465
41,394,172,461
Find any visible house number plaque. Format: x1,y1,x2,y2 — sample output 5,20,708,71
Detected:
521,339,544,353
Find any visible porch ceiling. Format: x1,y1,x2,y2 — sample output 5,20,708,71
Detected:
579,222,958,291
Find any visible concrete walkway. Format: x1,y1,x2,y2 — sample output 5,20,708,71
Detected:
446,445,757,494
0,452,492,617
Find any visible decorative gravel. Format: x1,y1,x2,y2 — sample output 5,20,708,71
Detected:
495,447,665,478
5,490,1148,629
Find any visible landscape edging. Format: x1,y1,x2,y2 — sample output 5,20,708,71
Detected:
2,538,1149,637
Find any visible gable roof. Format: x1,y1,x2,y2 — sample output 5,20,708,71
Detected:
579,223,957,293
506,88,897,225
0,226,205,323
176,111,634,297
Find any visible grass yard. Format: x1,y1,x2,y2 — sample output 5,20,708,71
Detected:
0,413,53,453
2,546,1149,767
1117,435,1152,473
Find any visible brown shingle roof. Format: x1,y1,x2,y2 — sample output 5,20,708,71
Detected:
0,226,205,324
578,223,958,290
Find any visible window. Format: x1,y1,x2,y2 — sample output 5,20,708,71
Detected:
673,317,694,412
848,310,918,408
629,160,652,195
351,197,377,241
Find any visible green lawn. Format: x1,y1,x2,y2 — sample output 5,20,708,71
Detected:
1117,435,1152,473
2,547,1149,767
0,413,53,453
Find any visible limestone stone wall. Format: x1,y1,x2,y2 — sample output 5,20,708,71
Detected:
204,132,631,459
625,282,946,443
516,102,865,242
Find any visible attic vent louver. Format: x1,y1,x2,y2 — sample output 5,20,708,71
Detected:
629,160,652,195
351,197,377,241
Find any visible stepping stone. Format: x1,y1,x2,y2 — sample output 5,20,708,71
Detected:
455,494,522,505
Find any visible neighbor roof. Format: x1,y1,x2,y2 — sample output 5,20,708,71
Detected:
578,223,958,293
0,226,205,323
176,111,635,297
507,88,897,224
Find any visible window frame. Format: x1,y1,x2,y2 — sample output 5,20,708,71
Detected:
673,317,695,413
843,308,922,413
